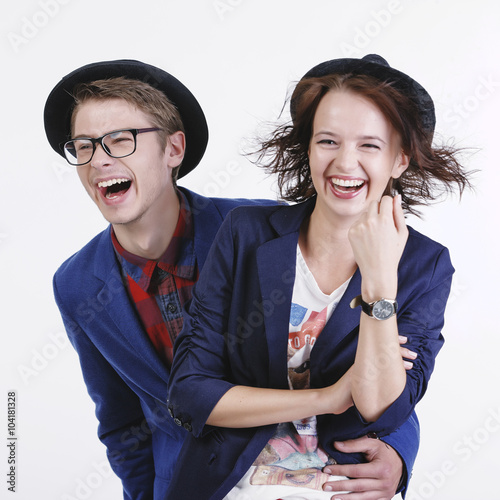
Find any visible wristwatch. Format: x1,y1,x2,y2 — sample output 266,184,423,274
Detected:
350,295,398,321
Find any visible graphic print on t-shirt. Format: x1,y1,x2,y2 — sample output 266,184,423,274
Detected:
250,304,336,489
288,307,326,390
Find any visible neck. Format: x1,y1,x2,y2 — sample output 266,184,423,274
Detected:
299,205,357,291
300,205,354,259
113,188,180,260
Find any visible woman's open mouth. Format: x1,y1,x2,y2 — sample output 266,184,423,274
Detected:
330,177,366,198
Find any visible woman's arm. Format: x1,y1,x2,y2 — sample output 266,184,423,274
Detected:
206,369,353,427
348,195,408,422
206,337,415,428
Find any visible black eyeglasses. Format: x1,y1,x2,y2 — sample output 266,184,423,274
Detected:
63,128,162,166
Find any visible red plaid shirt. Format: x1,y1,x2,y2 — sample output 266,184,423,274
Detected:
111,190,198,366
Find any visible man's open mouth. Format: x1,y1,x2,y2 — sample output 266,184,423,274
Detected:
97,178,132,199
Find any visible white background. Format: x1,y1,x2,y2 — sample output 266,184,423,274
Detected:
1,0,499,499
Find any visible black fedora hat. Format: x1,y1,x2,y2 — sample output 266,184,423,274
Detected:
44,59,208,179
291,54,435,135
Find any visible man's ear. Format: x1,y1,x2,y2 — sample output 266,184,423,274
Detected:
165,131,186,168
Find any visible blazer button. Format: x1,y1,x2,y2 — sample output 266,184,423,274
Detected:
167,407,174,418
167,303,177,313
183,422,193,432
174,418,182,427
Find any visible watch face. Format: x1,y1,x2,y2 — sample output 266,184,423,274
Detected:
372,300,395,320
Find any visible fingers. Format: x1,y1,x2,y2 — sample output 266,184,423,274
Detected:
328,435,396,462
363,195,406,235
330,435,376,455
363,196,392,220
400,346,417,359
392,194,407,233
323,478,378,498
400,346,417,369
323,435,402,499
379,194,394,215
399,335,417,369
381,195,406,233
321,476,354,494
324,461,371,479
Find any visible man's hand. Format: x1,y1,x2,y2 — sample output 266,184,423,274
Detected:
322,435,403,499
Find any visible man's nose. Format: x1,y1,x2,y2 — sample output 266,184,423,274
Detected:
90,142,113,168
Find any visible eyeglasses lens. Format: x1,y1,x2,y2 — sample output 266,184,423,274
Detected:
64,130,136,166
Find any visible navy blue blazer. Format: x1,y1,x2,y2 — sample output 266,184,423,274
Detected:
167,198,454,499
53,188,279,500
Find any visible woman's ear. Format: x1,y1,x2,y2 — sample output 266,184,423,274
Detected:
391,150,410,180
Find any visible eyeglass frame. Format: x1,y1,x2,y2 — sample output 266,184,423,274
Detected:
62,127,163,166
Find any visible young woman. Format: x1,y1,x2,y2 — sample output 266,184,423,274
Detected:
165,54,470,499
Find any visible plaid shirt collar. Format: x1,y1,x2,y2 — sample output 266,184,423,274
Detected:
111,190,196,292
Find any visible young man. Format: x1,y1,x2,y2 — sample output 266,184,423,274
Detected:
45,59,419,500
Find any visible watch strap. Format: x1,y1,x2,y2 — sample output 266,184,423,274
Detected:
350,294,373,315
350,295,398,319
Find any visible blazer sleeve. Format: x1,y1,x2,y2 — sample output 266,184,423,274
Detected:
167,213,238,438
321,242,454,444
372,245,453,430
381,411,420,498
53,273,155,500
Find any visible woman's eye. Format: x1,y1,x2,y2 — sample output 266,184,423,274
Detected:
362,143,379,149
318,139,337,145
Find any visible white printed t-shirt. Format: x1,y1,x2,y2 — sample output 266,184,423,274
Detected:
226,245,351,499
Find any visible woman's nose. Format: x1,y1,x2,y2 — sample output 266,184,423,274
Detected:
334,145,358,172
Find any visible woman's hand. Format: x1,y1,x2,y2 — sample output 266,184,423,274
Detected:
348,195,408,300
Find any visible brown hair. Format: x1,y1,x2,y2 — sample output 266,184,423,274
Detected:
253,73,472,215
70,77,185,182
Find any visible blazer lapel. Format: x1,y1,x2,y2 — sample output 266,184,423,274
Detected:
183,188,225,271
314,270,362,354
257,232,298,388
256,200,315,388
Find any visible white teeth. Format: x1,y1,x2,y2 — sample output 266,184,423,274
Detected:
97,178,130,188
331,178,364,188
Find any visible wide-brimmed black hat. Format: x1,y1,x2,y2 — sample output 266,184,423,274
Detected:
291,54,435,134
44,59,208,178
